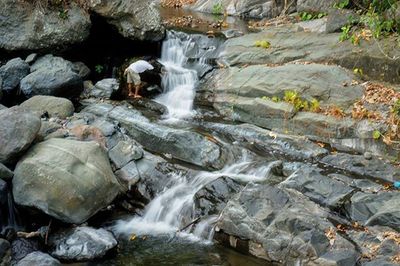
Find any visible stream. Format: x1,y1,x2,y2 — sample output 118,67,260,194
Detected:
91,30,275,265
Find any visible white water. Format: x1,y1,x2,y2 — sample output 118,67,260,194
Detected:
156,31,215,120
114,159,276,243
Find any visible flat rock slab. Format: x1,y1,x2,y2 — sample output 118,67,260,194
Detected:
50,226,117,261
0,107,41,164
202,122,328,161
202,64,363,109
320,153,400,182
220,25,400,83
13,138,120,224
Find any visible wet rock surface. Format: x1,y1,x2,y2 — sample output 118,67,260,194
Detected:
50,226,117,261
89,78,120,99
0,238,10,266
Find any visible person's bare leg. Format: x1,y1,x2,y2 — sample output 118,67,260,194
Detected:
134,85,142,98
128,83,134,96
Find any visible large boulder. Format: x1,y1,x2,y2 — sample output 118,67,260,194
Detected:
13,138,121,224
89,0,165,41
20,95,74,119
16,251,60,266
0,0,91,52
0,58,30,93
0,107,41,164
20,55,84,98
50,226,117,261
215,183,358,263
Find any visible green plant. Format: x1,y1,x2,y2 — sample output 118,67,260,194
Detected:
212,2,223,14
310,98,321,112
58,9,68,19
353,67,364,76
334,0,350,9
373,129,382,139
391,99,400,116
254,40,271,49
299,11,327,21
95,64,104,74
339,25,352,41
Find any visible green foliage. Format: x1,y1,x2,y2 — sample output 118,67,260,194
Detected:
212,3,223,14
310,98,321,112
338,0,399,43
299,11,327,21
254,40,271,49
262,91,321,113
353,67,364,76
95,64,104,74
58,9,68,19
372,129,382,139
339,25,352,42
391,99,400,116
334,0,350,9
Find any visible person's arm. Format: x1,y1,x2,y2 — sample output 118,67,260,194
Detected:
124,68,128,75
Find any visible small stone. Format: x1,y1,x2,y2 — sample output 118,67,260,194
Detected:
25,53,38,64
364,152,373,160
16,251,60,266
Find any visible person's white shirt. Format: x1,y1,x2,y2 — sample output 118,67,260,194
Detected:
127,60,154,73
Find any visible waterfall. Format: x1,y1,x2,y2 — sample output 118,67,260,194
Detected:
156,31,222,120
114,159,276,242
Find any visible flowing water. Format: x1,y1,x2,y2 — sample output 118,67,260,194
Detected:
109,31,274,265
155,31,222,120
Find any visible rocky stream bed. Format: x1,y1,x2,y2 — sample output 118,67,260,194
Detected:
1,0,400,266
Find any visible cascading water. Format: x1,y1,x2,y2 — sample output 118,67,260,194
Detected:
114,157,277,242
156,31,222,120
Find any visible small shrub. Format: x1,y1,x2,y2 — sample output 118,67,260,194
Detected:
212,3,223,14
334,0,350,9
254,40,271,49
299,11,327,21
373,129,382,139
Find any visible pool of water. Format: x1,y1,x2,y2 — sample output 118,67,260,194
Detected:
87,236,270,266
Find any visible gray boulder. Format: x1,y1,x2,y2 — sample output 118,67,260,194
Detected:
345,191,400,229
11,238,40,265
50,226,117,261
20,55,85,98
0,0,90,51
108,140,143,169
0,58,30,92
89,0,165,41
0,105,6,110
16,251,60,266
89,78,120,99
13,138,121,224
20,95,74,119
215,183,358,263
25,54,38,65
0,107,41,164
20,68,82,98
0,164,13,181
